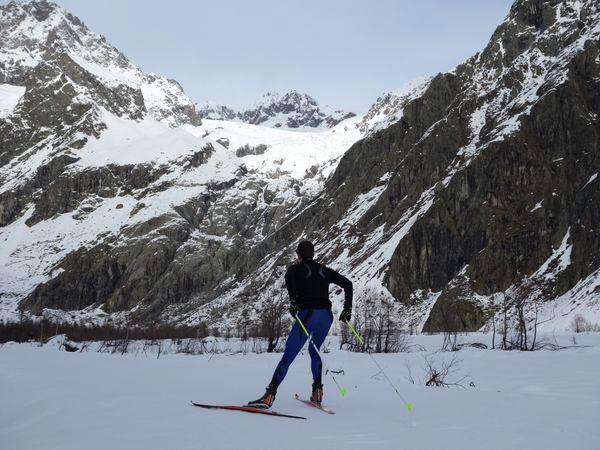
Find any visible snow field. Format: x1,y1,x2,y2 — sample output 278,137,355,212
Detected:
0,83,25,118
1,333,599,450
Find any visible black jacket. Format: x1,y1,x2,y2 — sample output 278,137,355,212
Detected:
284,258,352,311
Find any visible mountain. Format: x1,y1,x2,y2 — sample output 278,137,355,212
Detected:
197,101,237,121
0,0,200,127
254,0,599,332
0,0,362,324
188,0,600,331
1,0,598,332
238,91,356,129
198,90,356,130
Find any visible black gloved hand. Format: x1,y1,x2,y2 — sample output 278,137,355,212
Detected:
338,308,352,323
289,302,299,318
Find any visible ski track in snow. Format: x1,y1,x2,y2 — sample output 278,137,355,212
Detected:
1,333,599,450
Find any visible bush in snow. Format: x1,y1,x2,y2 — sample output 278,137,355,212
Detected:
571,314,600,333
340,288,410,353
0,318,210,344
258,286,291,353
423,355,468,388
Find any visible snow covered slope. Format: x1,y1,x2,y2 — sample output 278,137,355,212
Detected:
1,333,599,450
196,117,361,182
0,82,25,118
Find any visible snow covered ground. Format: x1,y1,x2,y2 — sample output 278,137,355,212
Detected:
192,117,362,182
1,332,599,450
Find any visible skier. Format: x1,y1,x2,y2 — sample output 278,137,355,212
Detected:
248,240,352,409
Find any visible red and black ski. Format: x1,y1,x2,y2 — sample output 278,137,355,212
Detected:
190,401,307,420
294,394,335,415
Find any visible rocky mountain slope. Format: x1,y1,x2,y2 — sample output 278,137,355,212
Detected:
1,0,598,332
199,90,356,129
262,0,600,332
190,0,600,331
356,77,432,136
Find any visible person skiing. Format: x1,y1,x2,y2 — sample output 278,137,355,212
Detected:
247,240,353,409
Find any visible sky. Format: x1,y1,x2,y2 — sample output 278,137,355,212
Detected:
9,0,513,113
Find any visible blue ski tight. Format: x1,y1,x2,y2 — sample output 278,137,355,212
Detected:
269,309,333,389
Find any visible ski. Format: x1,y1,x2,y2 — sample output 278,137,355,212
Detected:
190,401,307,420
294,393,335,415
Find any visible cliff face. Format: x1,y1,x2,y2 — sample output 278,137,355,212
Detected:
319,0,600,330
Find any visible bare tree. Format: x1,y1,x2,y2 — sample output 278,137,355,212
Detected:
498,277,552,351
341,288,408,353
259,286,290,353
423,355,467,388
572,314,587,333
502,292,509,350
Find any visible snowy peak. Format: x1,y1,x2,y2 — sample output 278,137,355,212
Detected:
239,90,355,129
0,0,200,127
198,90,356,129
197,101,237,121
0,0,134,82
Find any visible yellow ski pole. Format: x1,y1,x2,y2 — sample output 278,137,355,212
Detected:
295,313,347,397
346,322,414,412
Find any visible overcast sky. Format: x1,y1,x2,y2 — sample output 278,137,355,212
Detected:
15,0,513,112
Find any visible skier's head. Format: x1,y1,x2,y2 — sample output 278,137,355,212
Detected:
296,240,314,260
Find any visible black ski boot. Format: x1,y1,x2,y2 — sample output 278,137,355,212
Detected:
310,381,323,404
247,385,276,410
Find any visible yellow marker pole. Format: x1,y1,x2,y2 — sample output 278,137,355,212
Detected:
346,322,414,412
295,314,347,397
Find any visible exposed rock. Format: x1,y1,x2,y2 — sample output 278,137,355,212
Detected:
236,144,268,157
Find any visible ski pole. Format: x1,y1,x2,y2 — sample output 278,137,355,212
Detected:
295,314,347,397
345,322,414,412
